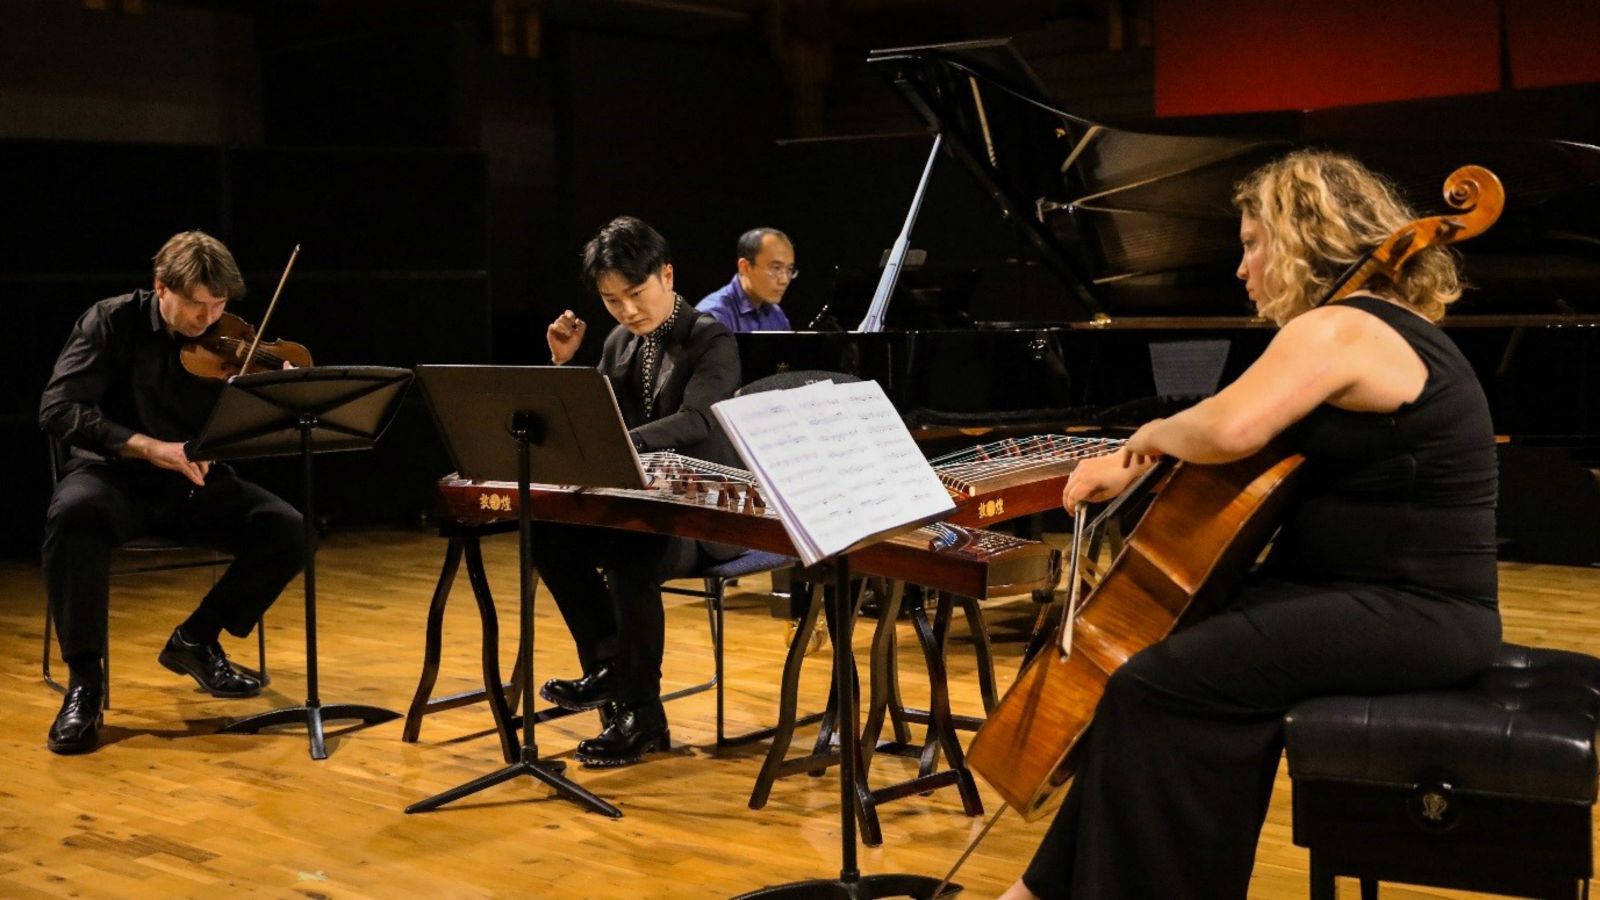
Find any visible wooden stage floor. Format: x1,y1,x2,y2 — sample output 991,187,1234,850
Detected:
1,528,1596,898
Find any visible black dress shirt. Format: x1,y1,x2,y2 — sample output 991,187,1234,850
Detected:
39,289,223,474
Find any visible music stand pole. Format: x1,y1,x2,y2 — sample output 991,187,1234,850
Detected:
406,411,621,817
221,413,402,760
736,553,955,899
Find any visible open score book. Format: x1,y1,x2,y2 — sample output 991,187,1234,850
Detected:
711,380,956,566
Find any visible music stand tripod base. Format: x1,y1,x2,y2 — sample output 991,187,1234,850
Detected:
734,873,960,899
221,703,400,761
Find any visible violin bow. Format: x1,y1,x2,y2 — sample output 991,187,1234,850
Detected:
239,244,301,376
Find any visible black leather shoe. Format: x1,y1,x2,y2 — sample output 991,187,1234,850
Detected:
539,664,617,712
574,703,670,768
158,629,262,698
48,683,104,755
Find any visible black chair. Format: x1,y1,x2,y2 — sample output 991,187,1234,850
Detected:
737,369,861,395
1286,642,1600,900
661,549,798,745
40,436,268,708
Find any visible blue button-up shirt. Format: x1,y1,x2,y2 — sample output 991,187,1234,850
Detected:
696,275,791,333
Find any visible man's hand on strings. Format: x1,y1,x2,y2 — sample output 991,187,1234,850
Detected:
547,310,586,365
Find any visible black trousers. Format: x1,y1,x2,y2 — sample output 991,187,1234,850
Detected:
1022,575,1501,900
528,521,733,713
42,462,305,661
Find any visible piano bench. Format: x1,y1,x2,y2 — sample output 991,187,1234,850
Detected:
1285,643,1600,900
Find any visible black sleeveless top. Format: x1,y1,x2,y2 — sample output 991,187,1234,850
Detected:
1263,295,1498,605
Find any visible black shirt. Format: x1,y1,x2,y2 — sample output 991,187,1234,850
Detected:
39,289,223,474
1266,295,1499,603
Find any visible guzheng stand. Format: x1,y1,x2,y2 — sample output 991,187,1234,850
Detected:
405,364,648,817
194,366,412,760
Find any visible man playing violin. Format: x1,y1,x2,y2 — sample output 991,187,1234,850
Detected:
1002,151,1501,899
536,215,742,767
38,230,305,755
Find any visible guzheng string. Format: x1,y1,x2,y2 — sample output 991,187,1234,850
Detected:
930,435,1125,494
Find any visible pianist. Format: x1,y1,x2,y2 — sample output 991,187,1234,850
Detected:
695,227,795,332
539,215,743,767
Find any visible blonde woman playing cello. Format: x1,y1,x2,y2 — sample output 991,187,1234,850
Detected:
1002,150,1501,899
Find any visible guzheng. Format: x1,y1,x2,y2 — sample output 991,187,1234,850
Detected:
935,434,1123,527
436,452,1065,600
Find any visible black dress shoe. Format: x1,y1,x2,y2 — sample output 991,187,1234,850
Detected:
539,664,617,712
48,683,104,755
158,629,262,698
574,703,670,768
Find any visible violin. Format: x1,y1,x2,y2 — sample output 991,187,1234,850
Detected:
180,311,313,380
950,164,1507,859
179,244,311,380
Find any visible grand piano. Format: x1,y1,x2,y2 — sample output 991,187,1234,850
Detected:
737,38,1600,565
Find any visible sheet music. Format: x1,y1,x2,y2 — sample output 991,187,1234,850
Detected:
712,380,954,565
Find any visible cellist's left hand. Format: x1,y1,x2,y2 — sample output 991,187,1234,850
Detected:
1063,453,1144,511
1119,418,1166,468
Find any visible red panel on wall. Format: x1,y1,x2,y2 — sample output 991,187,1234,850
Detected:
1154,0,1501,117
1508,0,1600,88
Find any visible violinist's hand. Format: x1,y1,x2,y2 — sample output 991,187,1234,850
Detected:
1061,452,1143,513
126,434,209,487
547,310,586,365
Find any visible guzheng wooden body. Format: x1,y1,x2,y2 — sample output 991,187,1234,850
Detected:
935,434,1122,527
436,452,1063,600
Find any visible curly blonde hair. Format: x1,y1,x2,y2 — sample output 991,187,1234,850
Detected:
1232,150,1462,324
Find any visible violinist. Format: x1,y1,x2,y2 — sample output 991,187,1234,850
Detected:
1003,151,1501,899
38,230,305,755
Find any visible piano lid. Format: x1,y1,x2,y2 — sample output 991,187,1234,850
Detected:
868,38,1600,322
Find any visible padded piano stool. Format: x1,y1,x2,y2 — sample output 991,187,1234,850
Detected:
1285,643,1600,900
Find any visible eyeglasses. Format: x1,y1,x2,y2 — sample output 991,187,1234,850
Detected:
760,263,799,280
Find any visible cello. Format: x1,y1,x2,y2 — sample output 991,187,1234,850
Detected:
959,164,1506,831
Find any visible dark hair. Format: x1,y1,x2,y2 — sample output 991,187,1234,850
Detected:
153,230,246,300
580,216,672,295
736,227,793,263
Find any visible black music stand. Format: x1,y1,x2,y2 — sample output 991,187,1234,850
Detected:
735,546,956,900
194,366,413,760
404,364,645,817
718,380,955,898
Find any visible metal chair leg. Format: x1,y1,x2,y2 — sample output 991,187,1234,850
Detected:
42,599,62,693
710,577,727,745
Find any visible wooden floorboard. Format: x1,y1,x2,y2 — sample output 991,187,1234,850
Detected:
1,528,1596,898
